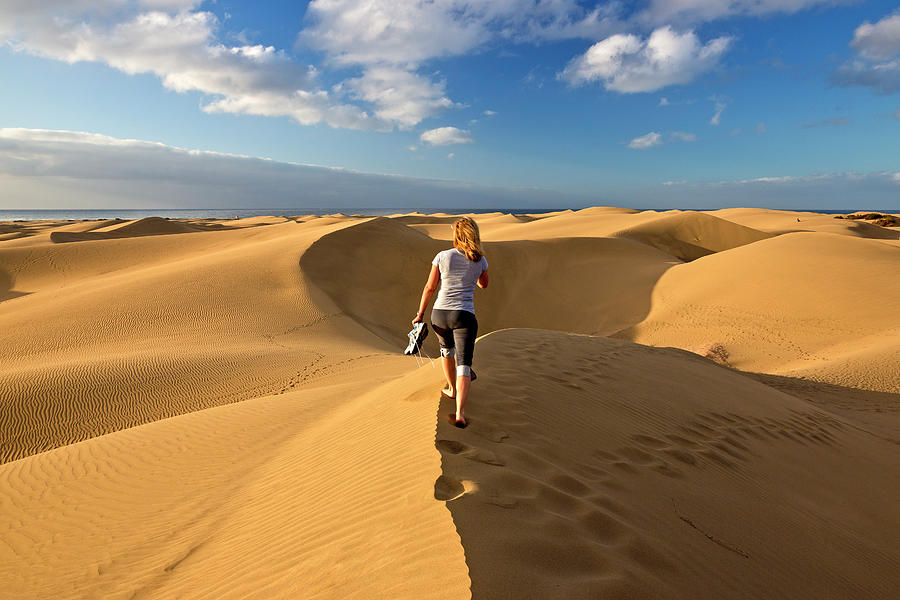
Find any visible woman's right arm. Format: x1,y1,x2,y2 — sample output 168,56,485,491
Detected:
413,265,441,323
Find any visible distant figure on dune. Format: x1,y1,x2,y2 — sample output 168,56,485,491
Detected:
413,217,490,428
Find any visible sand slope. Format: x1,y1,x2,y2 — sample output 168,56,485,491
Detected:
0,216,409,462
0,364,469,599
437,329,900,598
620,232,900,392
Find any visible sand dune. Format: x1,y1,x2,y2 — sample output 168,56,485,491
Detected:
0,216,410,462
437,329,900,598
1,207,898,598
301,216,680,345
710,207,900,241
608,210,773,261
0,367,469,599
466,209,774,262
48,216,290,242
620,231,900,392
50,217,204,242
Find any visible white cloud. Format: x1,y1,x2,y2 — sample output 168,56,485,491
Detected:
833,11,900,94
658,96,670,106
627,131,662,149
670,131,697,142
0,5,389,130
301,1,619,65
420,127,474,146
851,12,900,60
627,130,695,148
560,27,731,93
893,172,900,182
0,1,862,134
483,110,497,116
299,0,620,126
0,128,583,208
709,101,726,125
447,153,455,159
342,66,457,130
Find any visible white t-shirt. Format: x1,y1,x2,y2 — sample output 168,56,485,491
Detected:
432,249,488,313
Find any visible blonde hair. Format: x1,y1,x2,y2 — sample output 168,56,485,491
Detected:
453,217,484,262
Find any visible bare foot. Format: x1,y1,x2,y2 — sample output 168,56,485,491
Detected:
447,413,467,428
441,386,456,399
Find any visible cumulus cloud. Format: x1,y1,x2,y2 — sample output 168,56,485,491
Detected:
420,127,474,146
1,1,854,133
851,12,900,60
0,3,389,130
341,66,457,129
833,11,900,94
658,97,670,106
300,0,621,126
560,27,731,93
301,0,618,65
627,131,662,149
0,128,582,209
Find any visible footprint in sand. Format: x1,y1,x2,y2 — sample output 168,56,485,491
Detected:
433,475,476,501
436,439,505,466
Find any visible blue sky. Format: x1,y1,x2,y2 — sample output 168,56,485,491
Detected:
1,1,899,209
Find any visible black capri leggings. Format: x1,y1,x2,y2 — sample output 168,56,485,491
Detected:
431,309,478,377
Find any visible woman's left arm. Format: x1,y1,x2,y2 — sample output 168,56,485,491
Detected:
413,265,440,323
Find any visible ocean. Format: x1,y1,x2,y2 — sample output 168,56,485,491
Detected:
0,207,896,221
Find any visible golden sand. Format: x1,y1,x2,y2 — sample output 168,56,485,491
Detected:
1,209,898,598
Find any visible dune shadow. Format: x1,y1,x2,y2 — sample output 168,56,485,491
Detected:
48,216,274,243
842,220,900,240
743,372,900,444
0,269,29,303
0,222,47,242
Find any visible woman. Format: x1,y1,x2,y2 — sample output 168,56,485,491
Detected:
413,217,489,428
